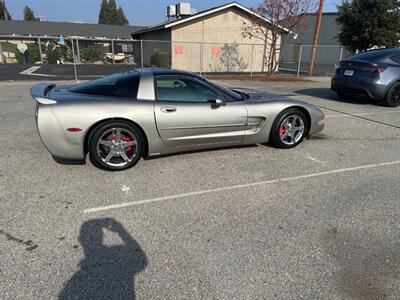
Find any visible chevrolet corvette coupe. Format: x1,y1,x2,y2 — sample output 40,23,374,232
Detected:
31,69,325,171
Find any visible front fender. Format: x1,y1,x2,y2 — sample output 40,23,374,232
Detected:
242,99,325,144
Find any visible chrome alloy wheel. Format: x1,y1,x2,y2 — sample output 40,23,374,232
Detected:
279,114,305,146
96,128,138,167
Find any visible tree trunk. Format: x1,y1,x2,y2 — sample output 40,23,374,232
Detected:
261,32,268,74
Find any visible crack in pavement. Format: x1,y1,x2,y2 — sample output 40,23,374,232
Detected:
314,105,400,130
0,229,38,251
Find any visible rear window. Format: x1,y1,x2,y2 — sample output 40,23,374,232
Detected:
69,72,140,98
390,54,400,64
348,49,400,62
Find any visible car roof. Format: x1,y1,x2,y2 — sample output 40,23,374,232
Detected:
347,48,400,62
136,68,206,80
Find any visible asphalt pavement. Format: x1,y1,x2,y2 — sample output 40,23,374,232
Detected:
1,78,400,299
0,64,138,81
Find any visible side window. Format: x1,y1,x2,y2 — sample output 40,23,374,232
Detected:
390,54,400,64
155,77,219,102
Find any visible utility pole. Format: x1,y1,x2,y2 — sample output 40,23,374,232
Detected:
307,0,324,77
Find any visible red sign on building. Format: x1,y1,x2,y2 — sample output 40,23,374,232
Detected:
211,46,221,57
175,45,184,55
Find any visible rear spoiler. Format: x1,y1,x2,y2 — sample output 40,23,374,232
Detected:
30,83,57,104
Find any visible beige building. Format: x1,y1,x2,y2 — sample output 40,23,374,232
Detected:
132,2,286,73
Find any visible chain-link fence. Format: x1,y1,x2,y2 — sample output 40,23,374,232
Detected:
0,36,141,65
0,35,353,80
280,44,353,76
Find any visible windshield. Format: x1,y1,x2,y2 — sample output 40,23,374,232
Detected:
208,81,244,101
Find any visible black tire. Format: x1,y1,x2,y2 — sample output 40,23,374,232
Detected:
88,121,144,171
383,82,400,107
269,108,308,149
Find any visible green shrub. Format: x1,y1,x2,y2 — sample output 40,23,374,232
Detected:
45,41,72,64
150,48,170,68
80,46,103,63
14,43,41,64
45,47,61,64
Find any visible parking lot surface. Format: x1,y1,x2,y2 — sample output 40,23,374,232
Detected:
1,78,400,299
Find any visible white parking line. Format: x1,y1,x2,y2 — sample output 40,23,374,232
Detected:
19,66,42,75
19,66,56,77
84,159,400,214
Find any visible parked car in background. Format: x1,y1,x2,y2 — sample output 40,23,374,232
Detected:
31,69,325,171
331,48,400,107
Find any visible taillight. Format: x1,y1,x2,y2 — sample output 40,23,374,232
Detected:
334,62,341,69
373,66,386,74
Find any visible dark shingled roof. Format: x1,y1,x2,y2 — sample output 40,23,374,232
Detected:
0,20,145,39
132,2,243,36
132,1,283,38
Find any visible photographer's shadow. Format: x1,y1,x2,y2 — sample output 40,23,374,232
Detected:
59,218,147,300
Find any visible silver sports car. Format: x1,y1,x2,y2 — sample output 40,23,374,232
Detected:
31,69,325,171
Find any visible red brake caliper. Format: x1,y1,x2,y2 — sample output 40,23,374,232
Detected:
122,135,135,151
279,126,286,138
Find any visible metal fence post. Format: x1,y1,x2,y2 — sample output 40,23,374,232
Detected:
111,39,115,65
38,37,43,64
297,45,303,78
140,40,144,68
339,46,344,61
76,38,81,63
70,37,78,82
0,40,3,64
170,41,173,69
250,44,254,77
200,42,203,75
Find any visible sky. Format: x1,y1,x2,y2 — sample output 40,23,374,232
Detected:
5,0,342,26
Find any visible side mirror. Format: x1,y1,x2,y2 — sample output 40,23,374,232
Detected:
213,98,226,108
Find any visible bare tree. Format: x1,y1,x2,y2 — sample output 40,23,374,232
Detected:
242,0,317,75
209,44,248,72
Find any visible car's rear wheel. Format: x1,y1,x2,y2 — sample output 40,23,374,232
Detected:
89,121,144,171
384,82,400,107
270,108,308,149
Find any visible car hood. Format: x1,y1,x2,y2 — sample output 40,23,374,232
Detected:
246,92,306,103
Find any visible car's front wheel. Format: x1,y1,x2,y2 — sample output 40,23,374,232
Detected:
384,82,400,107
88,121,144,171
270,108,308,149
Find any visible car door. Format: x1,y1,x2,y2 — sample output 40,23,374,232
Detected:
154,75,248,147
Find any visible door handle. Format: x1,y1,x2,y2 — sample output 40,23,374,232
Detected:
161,106,177,113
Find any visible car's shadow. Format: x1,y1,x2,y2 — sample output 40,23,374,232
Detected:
52,155,86,165
294,88,383,106
144,144,259,160
51,144,260,166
